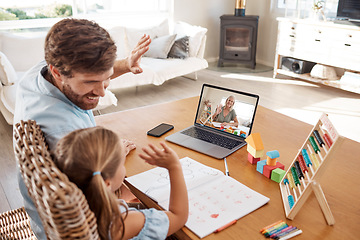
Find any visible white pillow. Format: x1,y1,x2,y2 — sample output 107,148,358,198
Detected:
93,89,118,111
0,51,17,86
144,34,176,59
125,19,169,54
1,83,17,114
0,32,45,72
108,26,128,59
173,21,207,57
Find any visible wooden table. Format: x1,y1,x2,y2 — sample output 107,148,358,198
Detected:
96,97,360,240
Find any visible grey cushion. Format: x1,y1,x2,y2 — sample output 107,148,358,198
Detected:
144,34,177,59
168,36,190,59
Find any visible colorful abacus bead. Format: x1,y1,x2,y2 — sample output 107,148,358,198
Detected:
301,149,315,175
291,167,302,193
288,195,295,209
310,153,320,170
294,161,306,187
287,172,298,200
323,133,333,148
283,178,295,209
313,130,325,147
309,136,320,153
298,154,311,180
294,161,304,180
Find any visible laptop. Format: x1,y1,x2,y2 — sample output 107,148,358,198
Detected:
166,84,259,159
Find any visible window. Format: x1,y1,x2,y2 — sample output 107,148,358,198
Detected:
0,0,173,32
1,0,73,20
273,0,338,19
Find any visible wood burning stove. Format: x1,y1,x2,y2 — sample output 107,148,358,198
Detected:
218,15,259,69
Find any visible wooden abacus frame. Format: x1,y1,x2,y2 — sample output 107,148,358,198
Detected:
279,113,343,225
199,102,212,125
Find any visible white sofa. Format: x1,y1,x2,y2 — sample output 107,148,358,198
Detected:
0,19,208,124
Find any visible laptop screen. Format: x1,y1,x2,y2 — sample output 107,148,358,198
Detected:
194,84,259,138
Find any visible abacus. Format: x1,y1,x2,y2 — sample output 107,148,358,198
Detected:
279,113,343,225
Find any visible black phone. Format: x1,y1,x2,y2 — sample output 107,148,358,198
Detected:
147,123,174,137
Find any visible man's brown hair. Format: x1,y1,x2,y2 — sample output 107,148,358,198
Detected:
45,18,117,77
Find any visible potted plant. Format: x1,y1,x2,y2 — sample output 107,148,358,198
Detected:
312,0,326,21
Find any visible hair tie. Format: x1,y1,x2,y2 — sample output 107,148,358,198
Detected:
93,171,101,176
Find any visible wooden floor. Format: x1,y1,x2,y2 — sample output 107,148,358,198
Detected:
1,66,359,213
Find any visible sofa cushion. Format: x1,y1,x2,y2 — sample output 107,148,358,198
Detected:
125,19,169,55
108,57,208,90
168,36,190,59
0,51,17,86
93,89,118,111
141,57,208,84
173,21,207,57
108,26,128,59
0,32,45,72
1,82,17,114
144,34,176,59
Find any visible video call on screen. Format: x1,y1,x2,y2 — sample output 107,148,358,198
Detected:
196,86,258,138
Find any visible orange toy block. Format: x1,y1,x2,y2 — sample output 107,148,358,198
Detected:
245,133,264,158
263,162,285,178
248,152,260,164
266,150,280,166
266,156,277,166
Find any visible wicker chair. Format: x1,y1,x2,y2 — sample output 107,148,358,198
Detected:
0,207,36,240
13,120,100,239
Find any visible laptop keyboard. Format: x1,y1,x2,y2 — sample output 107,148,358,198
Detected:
181,127,242,150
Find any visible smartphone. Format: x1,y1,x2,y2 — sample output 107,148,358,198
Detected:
147,123,174,137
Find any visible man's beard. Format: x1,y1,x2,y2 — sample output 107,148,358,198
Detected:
62,83,99,110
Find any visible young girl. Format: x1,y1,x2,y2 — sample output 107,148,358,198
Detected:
54,126,188,240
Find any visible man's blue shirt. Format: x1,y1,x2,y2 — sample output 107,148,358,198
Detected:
14,60,96,150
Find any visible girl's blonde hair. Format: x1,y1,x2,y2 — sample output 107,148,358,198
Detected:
54,126,126,240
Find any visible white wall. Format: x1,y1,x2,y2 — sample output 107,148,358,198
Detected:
173,0,284,66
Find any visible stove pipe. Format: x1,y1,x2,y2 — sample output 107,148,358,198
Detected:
235,0,246,16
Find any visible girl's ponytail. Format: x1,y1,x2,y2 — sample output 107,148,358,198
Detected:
54,127,127,240
86,173,125,240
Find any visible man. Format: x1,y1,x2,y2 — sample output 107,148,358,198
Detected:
14,18,151,239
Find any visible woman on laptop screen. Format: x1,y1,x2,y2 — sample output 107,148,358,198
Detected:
212,95,239,127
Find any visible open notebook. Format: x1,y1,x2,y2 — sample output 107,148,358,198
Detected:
126,157,270,238
166,84,259,159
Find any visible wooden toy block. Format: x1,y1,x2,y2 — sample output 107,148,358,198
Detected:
256,160,267,174
266,150,280,159
271,168,286,183
266,156,277,166
248,152,260,164
226,129,233,133
263,162,285,178
245,133,264,158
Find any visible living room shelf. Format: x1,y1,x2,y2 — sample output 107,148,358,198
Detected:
276,69,360,94
273,17,360,94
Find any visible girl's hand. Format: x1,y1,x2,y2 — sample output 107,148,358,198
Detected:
138,143,188,237
139,142,180,170
122,139,136,156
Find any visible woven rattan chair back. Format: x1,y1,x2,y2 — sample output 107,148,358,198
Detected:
0,207,36,240
13,120,100,239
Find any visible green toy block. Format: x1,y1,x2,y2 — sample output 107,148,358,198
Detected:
271,168,286,183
